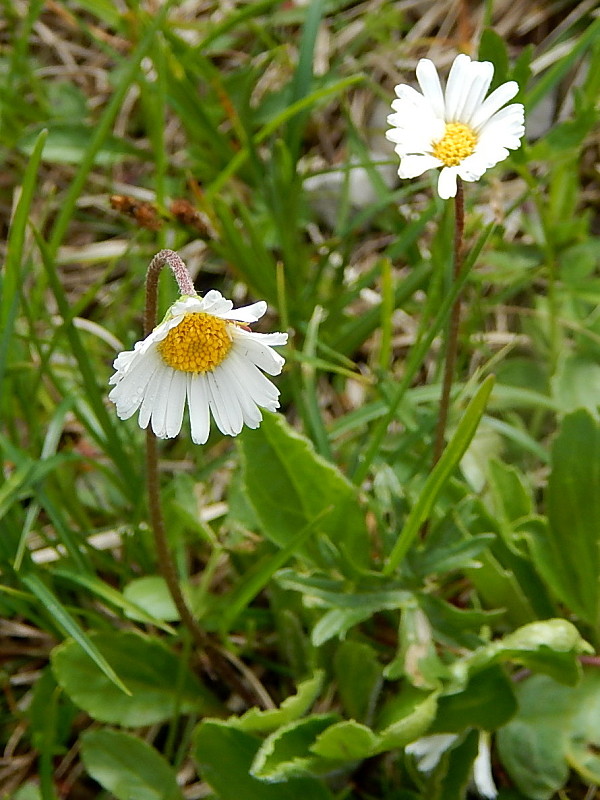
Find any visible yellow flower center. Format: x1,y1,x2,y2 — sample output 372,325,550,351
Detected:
432,122,477,167
158,312,232,373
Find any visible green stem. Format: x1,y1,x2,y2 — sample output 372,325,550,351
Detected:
432,178,465,465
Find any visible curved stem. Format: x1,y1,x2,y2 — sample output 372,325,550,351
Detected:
143,250,262,707
432,179,465,466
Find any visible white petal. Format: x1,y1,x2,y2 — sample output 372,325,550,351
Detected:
138,363,170,430
416,59,445,118
457,152,492,180
187,374,211,445
206,370,242,436
197,289,234,318
444,54,473,121
164,370,187,438
220,300,267,323
473,733,497,799
470,81,519,131
392,83,428,109
478,103,525,146
109,346,163,419
437,166,459,199
218,362,263,429
227,350,281,410
399,154,442,179
232,329,286,375
150,368,176,438
213,366,245,435
168,295,205,318
458,61,494,125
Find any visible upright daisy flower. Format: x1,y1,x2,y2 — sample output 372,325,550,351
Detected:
386,53,525,199
109,291,288,445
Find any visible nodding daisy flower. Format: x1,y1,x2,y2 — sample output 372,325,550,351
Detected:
109,292,288,444
386,53,525,199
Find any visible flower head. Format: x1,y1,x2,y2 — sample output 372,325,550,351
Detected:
109,291,288,444
386,53,525,199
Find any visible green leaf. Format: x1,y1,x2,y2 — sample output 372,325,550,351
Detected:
486,459,532,526
552,355,600,414
19,123,144,165
431,666,516,733
122,576,180,623
376,686,439,752
312,607,380,646
434,729,480,800
385,376,495,574
478,29,509,85
239,412,369,568
310,719,379,760
21,573,129,695
497,671,600,799
226,671,324,733
51,631,220,726
0,128,47,394
56,570,176,632
193,720,333,799
462,619,592,687
251,715,340,781
528,410,600,625
384,600,447,687
334,641,383,723
81,729,183,800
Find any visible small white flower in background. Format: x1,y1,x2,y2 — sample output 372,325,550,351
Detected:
407,731,497,798
406,733,458,772
109,292,288,444
386,53,525,199
473,732,498,799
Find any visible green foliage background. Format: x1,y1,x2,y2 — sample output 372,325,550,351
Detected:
1,1,600,798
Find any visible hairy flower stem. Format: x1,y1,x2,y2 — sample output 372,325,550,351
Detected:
144,250,261,707
432,179,465,466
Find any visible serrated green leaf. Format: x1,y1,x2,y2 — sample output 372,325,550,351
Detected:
461,619,592,687
51,631,220,726
239,413,368,569
251,714,340,781
193,721,333,800
226,671,324,733
80,729,184,800
310,719,379,760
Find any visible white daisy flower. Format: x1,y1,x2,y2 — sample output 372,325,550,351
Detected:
108,292,288,444
386,53,525,199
